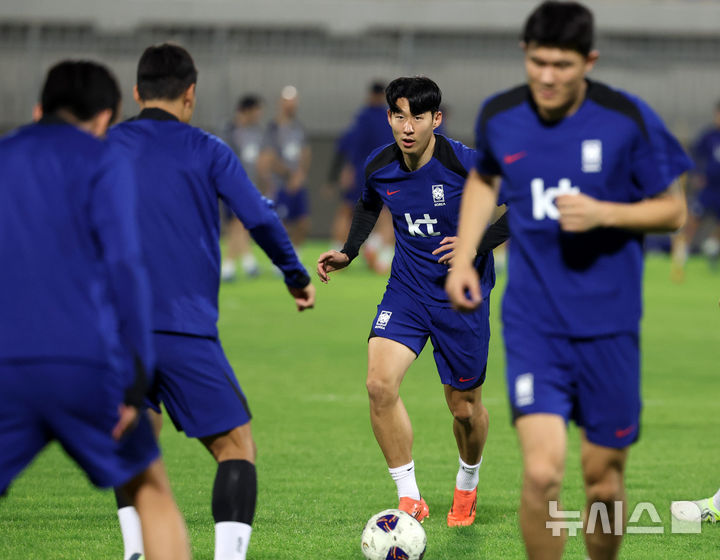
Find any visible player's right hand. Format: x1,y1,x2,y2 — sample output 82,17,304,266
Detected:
316,250,350,283
445,262,482,311
288,282,315,311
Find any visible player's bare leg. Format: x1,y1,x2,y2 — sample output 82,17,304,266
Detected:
366,337,428,520
445,384,488,465
121,458,190,560
444,384,488,526
367,337,416,467
200,423,257,560
330,203,353,250
580,436,628,560
115,409,165,560
516,414,567,560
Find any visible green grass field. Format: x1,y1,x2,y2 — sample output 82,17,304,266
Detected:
1,243,719,559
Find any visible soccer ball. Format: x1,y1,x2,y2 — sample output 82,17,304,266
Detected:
360,509,426,560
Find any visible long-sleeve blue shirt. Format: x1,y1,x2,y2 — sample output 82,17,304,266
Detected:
109,108,309,338
0,117,154,379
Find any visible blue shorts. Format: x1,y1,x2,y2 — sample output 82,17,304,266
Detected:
148,333,252,438
370,286,490,390
504,325,641,449
274,186,309,222
0,361,159,495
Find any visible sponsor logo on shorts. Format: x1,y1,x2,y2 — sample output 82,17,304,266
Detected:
515,372,534,407
458,376,477,383
375,310,392,330
615,424,636,439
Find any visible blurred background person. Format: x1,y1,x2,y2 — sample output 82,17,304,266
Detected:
328,80,396,274
258,85,311,255
220,94,264,281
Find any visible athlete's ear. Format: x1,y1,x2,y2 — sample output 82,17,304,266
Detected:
133,85,142,106
387,109,393,126
32,103,42,122
184,83,197,107
432,110,443,131
585,50,599,73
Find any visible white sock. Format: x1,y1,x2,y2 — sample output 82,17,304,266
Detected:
456,456,482,491
215,521,252,560
389,461,420,501
117,506,144,560
713,488,720,511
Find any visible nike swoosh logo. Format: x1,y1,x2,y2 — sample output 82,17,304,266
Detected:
615,424,636,438
386,189,400,196
458,376,477,383
503,151,527,164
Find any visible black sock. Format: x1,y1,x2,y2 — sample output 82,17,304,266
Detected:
114,486,133,509
212,459,257,525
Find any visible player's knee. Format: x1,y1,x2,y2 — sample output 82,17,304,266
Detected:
366,376,398,408
583,465,624,505
523,461,563,501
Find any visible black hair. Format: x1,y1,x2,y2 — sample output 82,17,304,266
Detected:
136,43,198,101
522,1,594,57
41,60,121,122
385,76,442,115
237,94,262,112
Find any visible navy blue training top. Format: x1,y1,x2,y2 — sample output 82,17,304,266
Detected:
362,134,496,307
0,117,153,376
109,109,309,337
474,80,692,336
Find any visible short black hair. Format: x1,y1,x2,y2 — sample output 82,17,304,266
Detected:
522,1,594,57
237,94,262,112
41,60,121,123
136,43,198,101
386,76,442,115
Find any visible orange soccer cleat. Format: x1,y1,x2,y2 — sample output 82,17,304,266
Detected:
447,487,477,527
398,496,430,523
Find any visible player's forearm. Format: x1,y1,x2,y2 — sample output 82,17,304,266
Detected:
599,179,687,233
456,170,500,263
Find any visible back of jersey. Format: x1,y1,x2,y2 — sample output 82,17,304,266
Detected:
110,113,227,337
0,121,123,364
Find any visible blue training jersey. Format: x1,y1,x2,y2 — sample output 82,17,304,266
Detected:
109,108,309,337
474,80,692,336
0,117,153,375
363,134,496,307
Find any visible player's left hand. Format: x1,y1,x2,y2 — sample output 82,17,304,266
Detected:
113,404,140,440
556,193,608,232
432,236,461,266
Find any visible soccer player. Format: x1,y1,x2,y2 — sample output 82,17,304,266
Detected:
445,2,690,559
671,487,720,524
317,76,508,527
258,85,312,252
329,81,396,273
0,60,190,560
108,44,315,560
220,94,264,281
